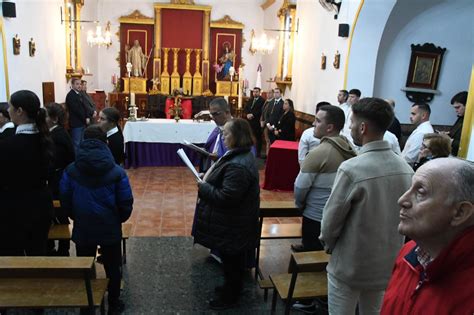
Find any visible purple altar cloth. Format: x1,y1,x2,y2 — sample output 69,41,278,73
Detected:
125,142,204,169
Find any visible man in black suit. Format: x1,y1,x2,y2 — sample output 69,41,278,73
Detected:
244,87,265,157
0,104,15,140
81,80,97,122
264,87,284,144
66,77,91,153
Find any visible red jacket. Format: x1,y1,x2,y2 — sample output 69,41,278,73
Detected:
381,227,474,315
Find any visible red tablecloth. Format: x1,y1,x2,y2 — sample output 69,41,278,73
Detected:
262,140,300,191
165,99,192,119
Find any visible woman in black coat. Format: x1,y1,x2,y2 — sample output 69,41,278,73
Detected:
99,107,125,165
274,98,296,141
194,118,260,310
0,90,54,256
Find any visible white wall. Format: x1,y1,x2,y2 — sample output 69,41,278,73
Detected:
2,0,68,103
373,0,474,125
80,0,98,90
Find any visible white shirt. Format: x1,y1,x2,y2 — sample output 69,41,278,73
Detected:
107,126,119,138
0,121,14,133
15,123,39,135
298,127,320,165
384,130,401,155
339,103,355,146
402,121,434,165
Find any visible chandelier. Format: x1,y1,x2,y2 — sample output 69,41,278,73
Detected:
87,22,112,48
249,30,276,55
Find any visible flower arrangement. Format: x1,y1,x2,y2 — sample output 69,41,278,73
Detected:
168,92,183,122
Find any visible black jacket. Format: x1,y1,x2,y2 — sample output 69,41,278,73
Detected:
194,148,260,255
449,116,463,156
275,111,296,141
66,89,90,128
244,97,264,128
0,124,16,140
107,128,125,165
388,116,402,143
48,126,75,197
265,98,284,126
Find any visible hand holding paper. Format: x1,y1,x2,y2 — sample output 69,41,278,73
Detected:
177,148,203,183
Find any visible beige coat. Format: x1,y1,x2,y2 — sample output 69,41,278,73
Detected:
320,140,413,290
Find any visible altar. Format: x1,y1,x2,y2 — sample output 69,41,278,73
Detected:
123,119,216,168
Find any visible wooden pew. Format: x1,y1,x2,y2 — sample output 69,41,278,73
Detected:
270,251,330,315
0,256,108,314
48,223,132,264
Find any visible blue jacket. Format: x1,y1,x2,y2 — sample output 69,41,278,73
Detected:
60,139,133,246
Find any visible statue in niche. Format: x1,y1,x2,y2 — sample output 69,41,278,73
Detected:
124,44,130,66
127,40,147,77
321,53,326,70
333,51,340,69
29,38,36,57
12,34,20,55
217,42,235,80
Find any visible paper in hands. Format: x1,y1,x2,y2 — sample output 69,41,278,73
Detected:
177,148,203,183
182,140,210,157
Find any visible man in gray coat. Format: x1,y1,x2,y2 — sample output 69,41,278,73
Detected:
320,98,414,315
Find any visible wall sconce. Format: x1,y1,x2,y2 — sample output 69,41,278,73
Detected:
87,21,112,48
249,29,276,55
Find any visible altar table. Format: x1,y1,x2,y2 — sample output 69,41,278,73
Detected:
123,119,216,168
262,140,300,191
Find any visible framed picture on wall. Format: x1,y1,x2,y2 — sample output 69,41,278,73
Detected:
406,43,446,90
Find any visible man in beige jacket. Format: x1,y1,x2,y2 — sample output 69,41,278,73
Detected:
320,98,414,315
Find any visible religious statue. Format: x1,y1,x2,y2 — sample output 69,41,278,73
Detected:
124,44,130,65
127,40,147,77
29,38,36,57
333,50,341,69
12,34,20,55
321,53,326,70
216,42,235,80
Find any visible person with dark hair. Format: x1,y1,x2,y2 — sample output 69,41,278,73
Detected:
244,87,265,157
413,133,451,171
274,98,296,141
382,158,474,314
386,99,402,143
0,104,15,140
194,118,260,310
264,88,284,144
0,90,54,256
340,88,362,146
46,102,75,256
337,90,348,106
293,105,356,255
297,101,330,165
402,103,434,166
81,80,97,122
60,124,133,314
448,91,468,156
99,107,125,165
66,77,92,154
320,98,414,314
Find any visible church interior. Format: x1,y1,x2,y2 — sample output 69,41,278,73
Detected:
0,0,473,314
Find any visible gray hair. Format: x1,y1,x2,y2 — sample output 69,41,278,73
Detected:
451,159,474,204
209,98,230,112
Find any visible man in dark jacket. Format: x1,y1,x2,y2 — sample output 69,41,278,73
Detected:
264,88,284,144
66,77,91,153
448,91,468,156
60,125,133,314
244,87,265,157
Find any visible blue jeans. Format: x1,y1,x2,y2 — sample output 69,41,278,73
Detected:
70,126,85,154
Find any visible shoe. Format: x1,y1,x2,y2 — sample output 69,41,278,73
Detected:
209,298,237,310
209,253,223,264
108,300,125,315
292,300,316,314
291,244,307,252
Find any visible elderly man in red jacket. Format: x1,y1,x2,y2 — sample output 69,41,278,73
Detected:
381,157,474,314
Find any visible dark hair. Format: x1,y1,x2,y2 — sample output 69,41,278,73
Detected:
318,105,345,132
285,99,294,112
316,101,331,114
352,97,394,132
102,107,121,125
339,90,349,100
451,91,468,106
81,80,87,84
412,103,431,115
45,102,66,127
274,87,281,93
423,133,451,157
71,77,81,84
253,87,261,91
0,107,10,120
209,98,230,112
10,90,53,161
349,89,361,97
84,125,107,143
224,118,255,149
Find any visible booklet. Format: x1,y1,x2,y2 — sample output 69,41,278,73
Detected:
177,148,203,183
182,140,210,157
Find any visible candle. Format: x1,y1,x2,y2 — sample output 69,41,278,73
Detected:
238,66,243,109
130,93,135,106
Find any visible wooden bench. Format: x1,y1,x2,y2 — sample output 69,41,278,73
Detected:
0,256,109,314
256,201,301,281
48,223,132,264
270,251,330,315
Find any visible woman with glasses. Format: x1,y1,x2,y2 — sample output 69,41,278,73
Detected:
413,133,451,171
194,118,260,310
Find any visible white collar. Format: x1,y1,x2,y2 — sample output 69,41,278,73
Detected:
107,126,119,137
275,98,281,102
0,121,15,133
49,125,59,132
16,123,39,135
415,121,432,130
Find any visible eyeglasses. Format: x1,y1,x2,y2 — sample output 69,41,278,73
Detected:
421,143,430,150
209,111,222,117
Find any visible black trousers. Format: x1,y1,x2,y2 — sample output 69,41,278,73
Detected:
249,122,262,157
220,251,246,302
302,216,324,251
76,242,122,305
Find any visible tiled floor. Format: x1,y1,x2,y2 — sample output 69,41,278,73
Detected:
126,166,298,237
